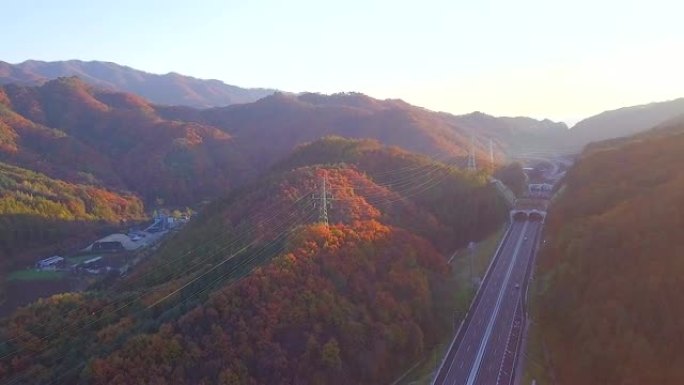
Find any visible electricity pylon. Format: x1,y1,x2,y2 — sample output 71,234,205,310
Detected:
467,136,477,172
312,174,333,226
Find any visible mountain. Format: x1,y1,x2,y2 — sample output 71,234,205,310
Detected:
0,80,497,207
8,60,684,157
157,91,553,168
449,111,570,154
128,137,505,290
0,138,507,384
0,60,276,108
531,116,684,384
0,76,587,208
0,77,253,205
564,98,684,150
158,91,475,166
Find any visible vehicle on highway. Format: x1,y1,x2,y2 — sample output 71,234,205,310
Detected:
515,283,520,289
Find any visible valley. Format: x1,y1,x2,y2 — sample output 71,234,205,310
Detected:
0,58,682,385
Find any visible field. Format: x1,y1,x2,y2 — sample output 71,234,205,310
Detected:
7,269,66,281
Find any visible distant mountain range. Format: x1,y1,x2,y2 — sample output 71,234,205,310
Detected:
449,111,570,154
0,78,491,208
0,60,276,108
3,60,684,155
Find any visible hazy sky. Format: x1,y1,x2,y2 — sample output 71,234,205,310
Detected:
3,0,683,123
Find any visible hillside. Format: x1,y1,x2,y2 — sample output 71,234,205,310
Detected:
0,77,252,205
0,79,505,207
0,139,507,384
0,161,145,303
0,60,276,108
127,137,506,291
158,91,511,168
450,111,570,154
160,91,469,164
565,98,684,150
533,116,684,384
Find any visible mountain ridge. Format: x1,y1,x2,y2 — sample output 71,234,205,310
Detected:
0,59,276,108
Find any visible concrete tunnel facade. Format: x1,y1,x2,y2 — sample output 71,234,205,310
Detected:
510,209,546,222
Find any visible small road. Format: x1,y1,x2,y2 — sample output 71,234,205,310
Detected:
432,218,542,385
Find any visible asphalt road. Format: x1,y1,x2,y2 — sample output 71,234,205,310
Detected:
433,218,541,385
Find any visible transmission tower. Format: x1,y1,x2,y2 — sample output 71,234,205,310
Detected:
312,174,333,226
466,136,477,172
489,138,495,169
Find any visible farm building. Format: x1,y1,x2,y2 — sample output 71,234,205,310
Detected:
86,233,142,252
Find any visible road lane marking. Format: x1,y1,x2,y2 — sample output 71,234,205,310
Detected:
438,222,524,384
465,221,529,385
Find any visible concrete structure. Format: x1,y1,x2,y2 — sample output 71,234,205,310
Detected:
76,255,129,275
510,209,546,222
528,183,553,194
35,256,65,271
86,233,142,252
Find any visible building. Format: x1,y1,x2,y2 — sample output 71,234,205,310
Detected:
78,256,104,274
92,241,125,253
78,256,129,275
35,256,65,271
86,233,142,252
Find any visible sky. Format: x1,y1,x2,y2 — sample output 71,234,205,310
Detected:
2,0,683,123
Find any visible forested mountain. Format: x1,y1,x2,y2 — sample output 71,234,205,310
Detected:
4,60,684,157
0,77,251,205
157,91,492,168
564,98,684,150
0,138,507,384
0,79,507,208
450,111,570,154
0,60,276,108
534,116,684,384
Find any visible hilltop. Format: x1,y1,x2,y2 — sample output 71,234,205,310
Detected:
0,60,276,108
0,138,507,384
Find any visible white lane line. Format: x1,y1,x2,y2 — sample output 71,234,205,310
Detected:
465,221,529,385
439,223,524,384
495,301,521,385
497,223,539,385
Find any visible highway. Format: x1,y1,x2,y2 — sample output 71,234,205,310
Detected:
433,217,542,385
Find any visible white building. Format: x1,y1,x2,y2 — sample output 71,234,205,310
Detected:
35,256,65,271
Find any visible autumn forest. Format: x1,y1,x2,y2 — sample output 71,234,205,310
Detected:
0,57,683,385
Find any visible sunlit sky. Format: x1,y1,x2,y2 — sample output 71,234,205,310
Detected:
3,0,683,123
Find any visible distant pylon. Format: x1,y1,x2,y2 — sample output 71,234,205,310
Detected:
489,138,495,169
467,136,477,172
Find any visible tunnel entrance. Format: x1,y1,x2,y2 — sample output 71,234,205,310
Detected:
529,212,545,221
512,211,529,221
